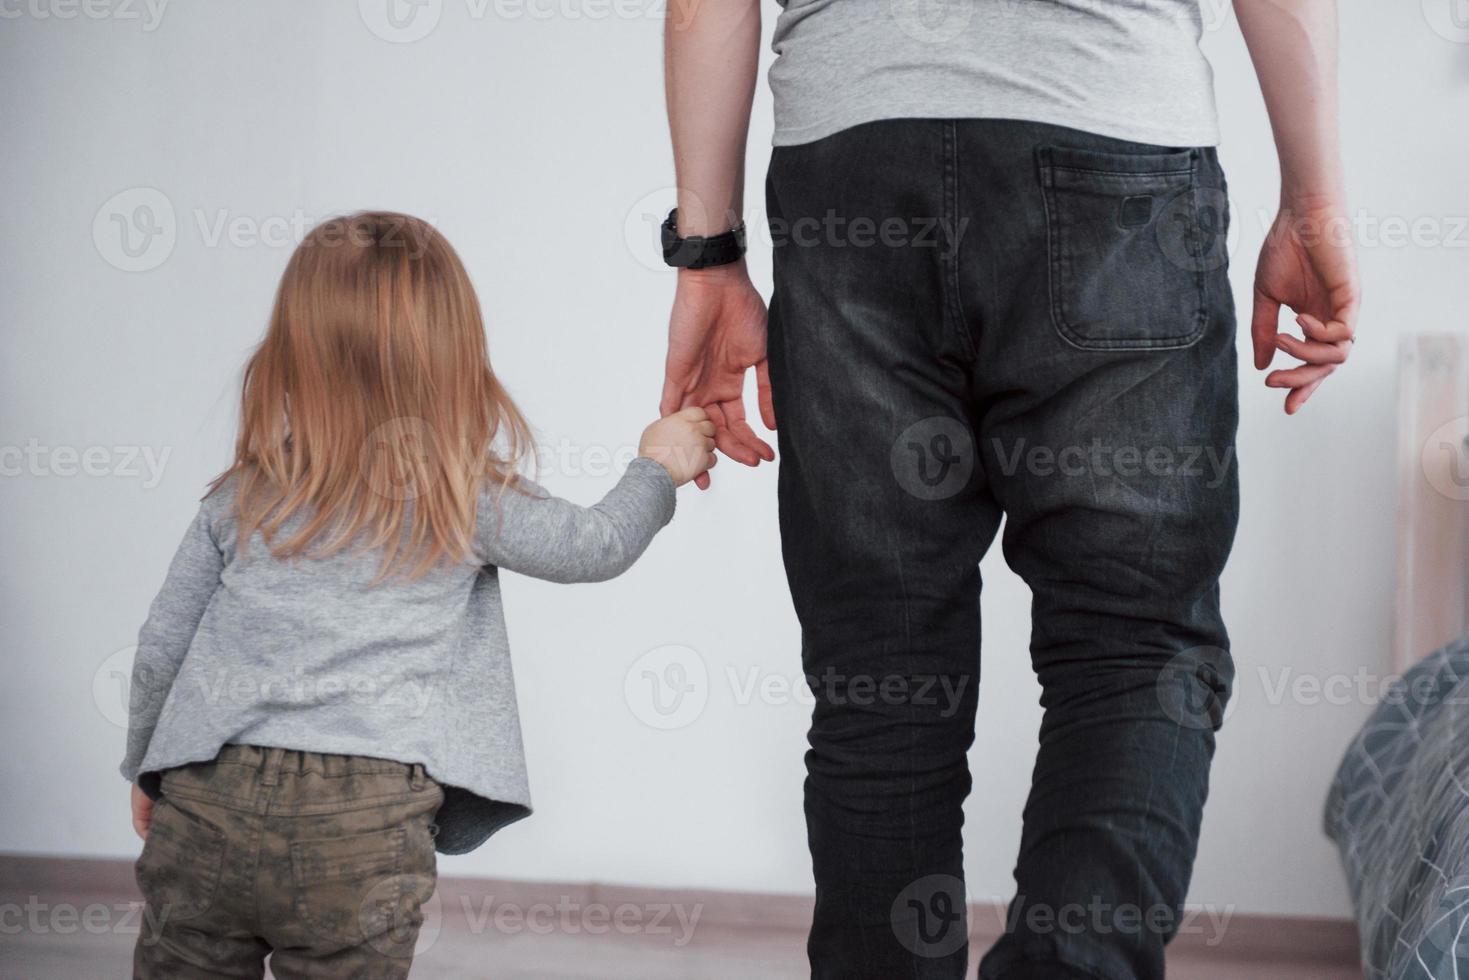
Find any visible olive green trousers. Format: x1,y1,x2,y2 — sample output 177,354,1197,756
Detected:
133,745,441,979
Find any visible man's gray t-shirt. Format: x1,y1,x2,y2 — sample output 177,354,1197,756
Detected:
769,0,1219,148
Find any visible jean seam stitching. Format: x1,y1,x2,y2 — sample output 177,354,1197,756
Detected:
942,120,976,359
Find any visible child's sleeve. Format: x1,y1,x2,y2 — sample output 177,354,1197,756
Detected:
119,503,225,783
477,456,677,583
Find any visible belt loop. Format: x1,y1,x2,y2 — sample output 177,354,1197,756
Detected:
410,763,426,792
260,747,286,787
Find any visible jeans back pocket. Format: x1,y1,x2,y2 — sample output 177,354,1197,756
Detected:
135,799,227,923
1039,144,1213,351
292,826,407,949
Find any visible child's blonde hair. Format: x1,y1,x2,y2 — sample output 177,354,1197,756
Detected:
210,211,532,580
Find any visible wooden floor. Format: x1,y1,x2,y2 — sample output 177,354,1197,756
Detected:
0,857,1361,979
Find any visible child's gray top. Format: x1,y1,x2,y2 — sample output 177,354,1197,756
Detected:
120,457,676,854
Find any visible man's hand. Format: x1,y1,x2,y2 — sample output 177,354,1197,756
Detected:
1252,197,1359,414
1235,0,1356,416
131,783,153,840
660,261,776,489
662,0,765,486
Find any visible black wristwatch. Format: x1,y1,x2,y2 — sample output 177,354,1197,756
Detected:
661,208,747,269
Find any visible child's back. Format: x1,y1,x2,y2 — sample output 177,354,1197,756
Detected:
122,212,715,978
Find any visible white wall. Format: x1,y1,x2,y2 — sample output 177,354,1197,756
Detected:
2,0,1466,921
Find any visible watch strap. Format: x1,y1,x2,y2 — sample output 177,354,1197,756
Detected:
661,208,747,269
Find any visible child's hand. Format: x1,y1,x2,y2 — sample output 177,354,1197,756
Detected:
640,407,717,487
131,783,153,840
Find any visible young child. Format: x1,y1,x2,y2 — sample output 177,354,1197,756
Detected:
120,211,715,977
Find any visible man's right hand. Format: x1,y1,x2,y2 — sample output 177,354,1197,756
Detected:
660,261,776,490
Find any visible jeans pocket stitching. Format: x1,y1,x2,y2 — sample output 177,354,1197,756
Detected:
1040,150,1210,352
291,826,408,948
135,802,227,922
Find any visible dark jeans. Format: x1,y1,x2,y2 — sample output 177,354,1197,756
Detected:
766,119,1239,980
133,745,442,979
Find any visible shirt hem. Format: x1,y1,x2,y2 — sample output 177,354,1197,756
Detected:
128,735,533,853
771,104,1221,150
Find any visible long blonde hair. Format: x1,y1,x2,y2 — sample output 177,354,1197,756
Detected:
210,211,532,580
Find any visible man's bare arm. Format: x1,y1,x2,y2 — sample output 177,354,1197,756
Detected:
664,0,761,236
1236,0,1343,202
661,0,774,486
1235,0,1359,413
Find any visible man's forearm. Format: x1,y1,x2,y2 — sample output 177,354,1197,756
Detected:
1235,0,1344,205
664,0,761,237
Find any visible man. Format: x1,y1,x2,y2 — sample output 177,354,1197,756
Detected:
658,0,1358,976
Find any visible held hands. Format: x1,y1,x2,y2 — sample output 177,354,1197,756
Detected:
1252,195,1360,414
640,407,718,487
659,263,776,489
131,783,152,840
